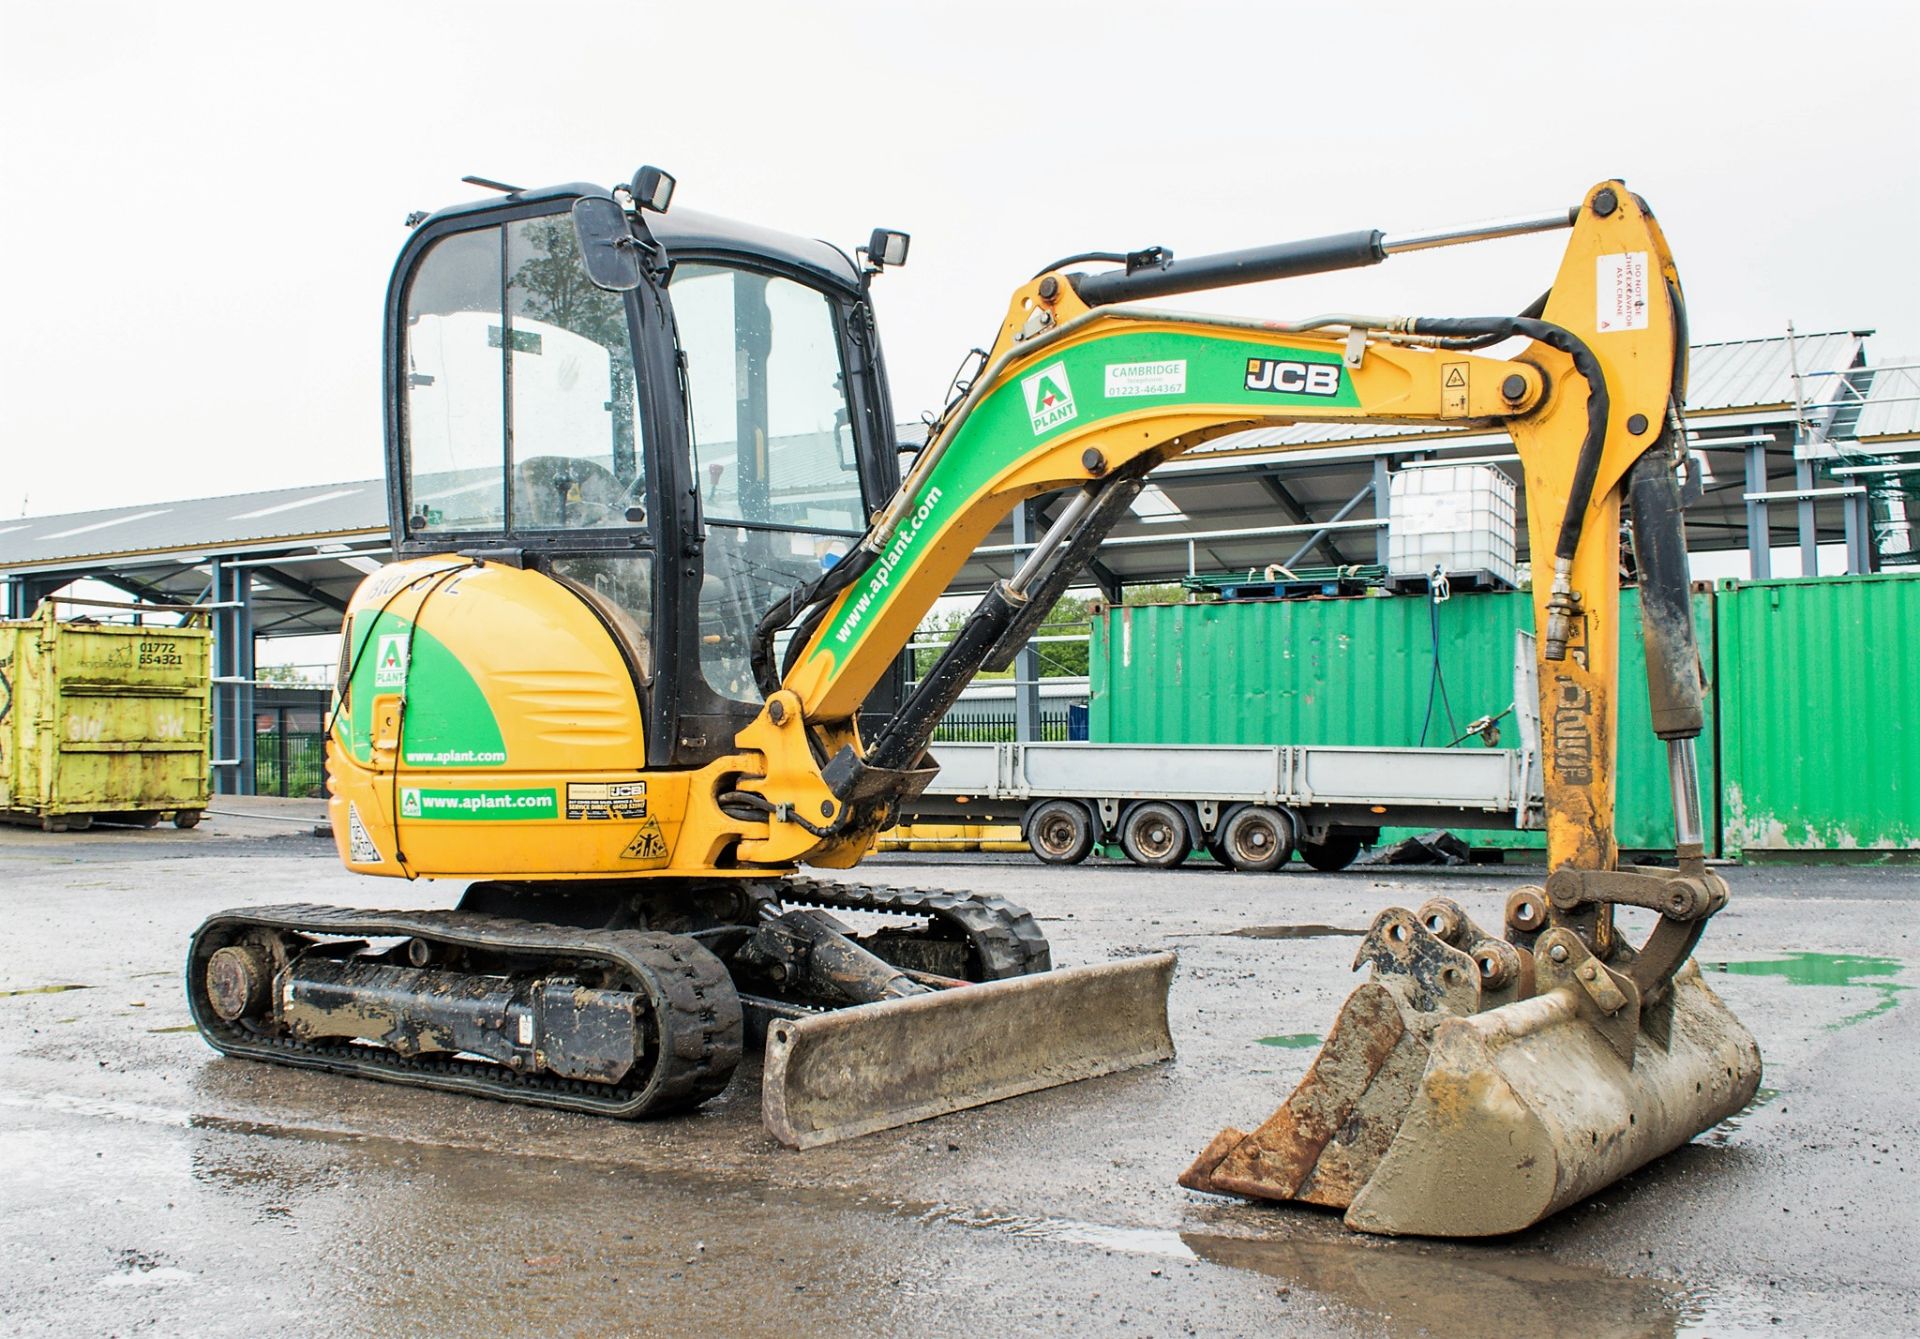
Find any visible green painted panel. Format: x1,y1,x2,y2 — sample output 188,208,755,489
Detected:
1716,573,1920,853
337,610,506,768
1090,588,1714,853
813,329,1360,667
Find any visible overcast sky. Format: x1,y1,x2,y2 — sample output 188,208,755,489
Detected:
3,0,1914,519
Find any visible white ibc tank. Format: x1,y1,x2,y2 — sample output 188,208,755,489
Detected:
1387,462,1519,588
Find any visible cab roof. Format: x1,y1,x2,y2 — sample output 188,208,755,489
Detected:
413,181,864,294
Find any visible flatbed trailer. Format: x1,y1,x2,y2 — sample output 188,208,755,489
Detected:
903,633,1543,871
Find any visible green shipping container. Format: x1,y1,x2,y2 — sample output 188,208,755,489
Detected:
0,605,211,831
1716,573,1920,854
1090,588,1715,854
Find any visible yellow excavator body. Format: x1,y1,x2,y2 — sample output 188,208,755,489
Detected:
187,171,1758,1233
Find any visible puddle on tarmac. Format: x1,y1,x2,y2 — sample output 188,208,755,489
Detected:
1225,924,1365,940
0,983,92,998
1257,1033,1323,1049
1706,952,1909,1027
1181,1231,1688,1338
1703,1085,1781,1145
19,1083,1718,1339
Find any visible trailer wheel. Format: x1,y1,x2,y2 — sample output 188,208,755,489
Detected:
1121,802,1192,869
1025,799,1096,865
1217,805,1294,873
173,809,203,830
1298,834,1363,872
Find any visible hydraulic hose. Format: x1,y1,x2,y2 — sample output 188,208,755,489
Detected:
1410,314,1610,658
749,544,879,700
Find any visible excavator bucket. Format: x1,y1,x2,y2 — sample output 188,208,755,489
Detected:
763,951,1176,1149
1183,901,1760,1236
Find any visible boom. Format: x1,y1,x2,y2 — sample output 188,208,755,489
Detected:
720,181,1680,895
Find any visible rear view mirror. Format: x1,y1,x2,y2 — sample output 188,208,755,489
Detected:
867,228,910,270
572,195,644,292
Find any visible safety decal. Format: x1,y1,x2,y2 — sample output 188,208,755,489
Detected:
1442,362,1469,415
1245,359,1342,397
619,816,670,862
566,781,647,821
1022,361,1078,434
1595,252,1650,332
398,786,558,820
1105,359,1187,398
373,633,410,689
346,802,384,863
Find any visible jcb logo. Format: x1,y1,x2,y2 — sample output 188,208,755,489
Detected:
1245,359,1342,397
1551,676,1594,785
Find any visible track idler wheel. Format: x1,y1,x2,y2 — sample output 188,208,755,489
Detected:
205,945,271,1022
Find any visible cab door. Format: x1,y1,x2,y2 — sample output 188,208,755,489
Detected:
657,260,901,763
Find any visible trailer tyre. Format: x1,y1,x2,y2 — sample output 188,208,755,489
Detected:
1121,802,1193,869
173,809,203,830
1299,833,1363,872
1217,805,1294,873
1025,799,1096,866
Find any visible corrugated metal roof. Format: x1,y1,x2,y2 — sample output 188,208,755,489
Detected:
0,480,385,570
1683,329,1867,414
1850,358,1920,442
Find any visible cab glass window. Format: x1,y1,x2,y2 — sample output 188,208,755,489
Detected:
670,264,865,702
400,214,645,536
507,217,644,529
402,228,507,532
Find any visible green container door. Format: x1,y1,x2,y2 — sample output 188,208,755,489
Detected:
1716,573,1920,854
1090,589,1715,855
0,606,212,823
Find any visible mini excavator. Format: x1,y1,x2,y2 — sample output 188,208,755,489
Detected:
187,168,1758,1234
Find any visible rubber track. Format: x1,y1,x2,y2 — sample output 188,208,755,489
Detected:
186,904,742,1119
780,878,1052,979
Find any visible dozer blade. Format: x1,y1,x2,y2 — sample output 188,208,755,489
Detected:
1184,905,1760,1237
762,951,1176,1149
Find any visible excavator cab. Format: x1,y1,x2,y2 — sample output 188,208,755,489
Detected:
387,179,905,768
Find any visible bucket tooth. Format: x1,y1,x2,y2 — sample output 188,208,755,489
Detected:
1186,905,1762,1237
763,951,1176,1149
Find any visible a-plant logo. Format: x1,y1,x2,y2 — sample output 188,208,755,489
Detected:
374,633,409,689
1022,361,1078,435
400,787,422,817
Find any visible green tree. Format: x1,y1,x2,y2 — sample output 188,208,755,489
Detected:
1123,582,1189,606
912,593,1092,680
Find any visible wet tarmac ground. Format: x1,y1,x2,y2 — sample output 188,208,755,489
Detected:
3,804,1917,1337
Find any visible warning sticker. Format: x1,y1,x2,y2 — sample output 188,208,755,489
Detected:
1442,362,1469,416
620,816,670,863
566,781,648,821
1596,252,1650,333
346,802,383,864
